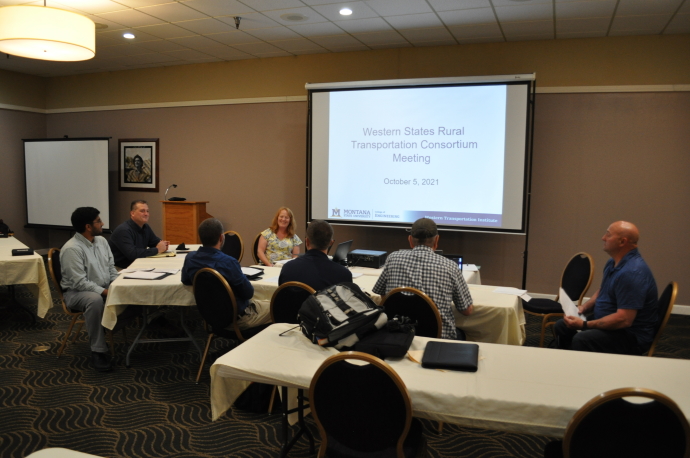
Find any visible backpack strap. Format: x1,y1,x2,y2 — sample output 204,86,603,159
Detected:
325,286,356,317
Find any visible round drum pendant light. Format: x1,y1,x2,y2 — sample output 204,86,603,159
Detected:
0,5,95,61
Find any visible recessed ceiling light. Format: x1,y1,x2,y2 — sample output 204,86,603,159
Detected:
280,12,308,21
95,23,108,30
340,8,353,16
123,32,135,39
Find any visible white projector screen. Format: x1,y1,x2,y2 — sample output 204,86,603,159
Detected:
307,75,534,234
24,138,110,230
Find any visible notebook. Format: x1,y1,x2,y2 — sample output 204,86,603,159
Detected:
421,341,479,372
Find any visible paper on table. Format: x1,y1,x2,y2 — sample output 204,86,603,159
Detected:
242,267,263,276
559,287,587,319
520,293,532,302
121,267,154,273
123,271,167,280
352,272,363,278
463,264,479,272
493,287,527,296
153,268,180,274
148,251,176,258
274,259,292,266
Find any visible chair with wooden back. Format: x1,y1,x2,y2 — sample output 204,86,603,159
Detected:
220,230,244,262
647,281,678,357
544,387,690,458
380,287,442,338
47,248,126,358
252,232,262,264
310,351,426,458
523,252,594,347
192,267,268,383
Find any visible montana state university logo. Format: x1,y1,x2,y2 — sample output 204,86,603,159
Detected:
331,208,340,217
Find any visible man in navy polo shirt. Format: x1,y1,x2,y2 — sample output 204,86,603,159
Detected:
554,221,658,355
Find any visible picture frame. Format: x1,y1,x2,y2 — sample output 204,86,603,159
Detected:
119,138,159,192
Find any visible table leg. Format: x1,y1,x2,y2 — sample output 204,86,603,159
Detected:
279,387,315,457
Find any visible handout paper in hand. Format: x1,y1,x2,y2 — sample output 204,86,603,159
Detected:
559,287,586,320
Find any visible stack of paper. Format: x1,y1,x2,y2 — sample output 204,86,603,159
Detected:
123,271,167,280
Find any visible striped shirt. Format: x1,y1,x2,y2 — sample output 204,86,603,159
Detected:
373,245,472,339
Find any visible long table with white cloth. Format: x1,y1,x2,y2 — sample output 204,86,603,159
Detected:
210,323,690,437
252,266,525,346
0,236,53,318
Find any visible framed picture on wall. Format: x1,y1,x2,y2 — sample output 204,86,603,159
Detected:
119,138,159,192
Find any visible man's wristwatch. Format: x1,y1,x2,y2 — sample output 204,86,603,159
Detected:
582,321,588,331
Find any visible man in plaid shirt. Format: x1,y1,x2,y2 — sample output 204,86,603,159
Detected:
373,218,473,340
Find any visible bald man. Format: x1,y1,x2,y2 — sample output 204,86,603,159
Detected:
554,221,658,355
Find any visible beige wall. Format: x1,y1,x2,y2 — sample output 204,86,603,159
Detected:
0,69,46,110
39,34,690,110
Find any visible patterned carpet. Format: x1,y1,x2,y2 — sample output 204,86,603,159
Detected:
1,268,688,458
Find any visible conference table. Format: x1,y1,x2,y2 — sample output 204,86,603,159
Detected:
252,265,525,346
0,236,53,321
210,323,690,438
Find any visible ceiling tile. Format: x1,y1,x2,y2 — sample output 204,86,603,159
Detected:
455,35,504,44
310,2,380,21
240,0,307,10
135,23,197,39
352,29,408,45
608,28,658,36
245,26,302,40
111,0,176,7
505,32,554,41
97,8,167,27
288,21,345,35
330,44,370,51
385,13,443,29
92,15,129,31
204,30,262,44
365,0,432,16
663,12,690,33
556,16,610,33
230,41,284,53
138,2,209,22
262,7,329,25
556,30,607,38
494,3,553,22
254,50,294,57
438,8,496,26
169,35,232,51
136,39,189,52
448,22,502,39
429,0,491,12
555,1,617,20
181,0,256,16
300,0,350,5
52,0,128,15
680,1,690,13
96,43,151,58
217,12,280,29
291,48,329,55
203,47,253,58
412,38,457,46
492,0,551,6
615,0,683,16
610,14,673,32
398,26,455,43
270,38,326,52
369,41,412,49
117,52,183,64
309,34,364,49
501,19,554,35
176,18,236,34
164,48,215,60
335,17,391,33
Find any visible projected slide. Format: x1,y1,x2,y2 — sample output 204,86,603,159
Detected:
309,76,532,233
328,86,507,227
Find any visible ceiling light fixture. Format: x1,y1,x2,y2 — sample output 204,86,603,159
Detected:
123,32,135,39
0,3,95,61
340,8,353,16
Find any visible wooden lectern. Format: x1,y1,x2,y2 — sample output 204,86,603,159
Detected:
161,201,213,244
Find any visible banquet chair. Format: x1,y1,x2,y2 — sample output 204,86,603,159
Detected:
310,351,426,458
48,248,127,358
193,268,268,383
270,281,315,325
267,281,316,411
522,252,593,347
380,287,442,338
543,387,690,458
647,281,678,357
252,232,261,264
221,230,244,262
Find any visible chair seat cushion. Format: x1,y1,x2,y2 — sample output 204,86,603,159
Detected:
522,298,563,315
325,417,425,458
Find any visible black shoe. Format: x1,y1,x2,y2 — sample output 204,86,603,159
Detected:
91,351,112,372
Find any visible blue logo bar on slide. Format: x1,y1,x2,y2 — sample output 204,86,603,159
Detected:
404,211,502,227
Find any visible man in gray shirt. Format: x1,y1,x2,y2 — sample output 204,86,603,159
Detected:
61,207,119,372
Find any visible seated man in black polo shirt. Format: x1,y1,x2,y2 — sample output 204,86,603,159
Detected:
109,200,169,268
279,220,352,290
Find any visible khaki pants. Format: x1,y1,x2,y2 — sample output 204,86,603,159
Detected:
236,300,271,330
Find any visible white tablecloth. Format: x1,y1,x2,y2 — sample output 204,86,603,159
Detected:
210,323,690,437
0,237,52,318
252,267,525,346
